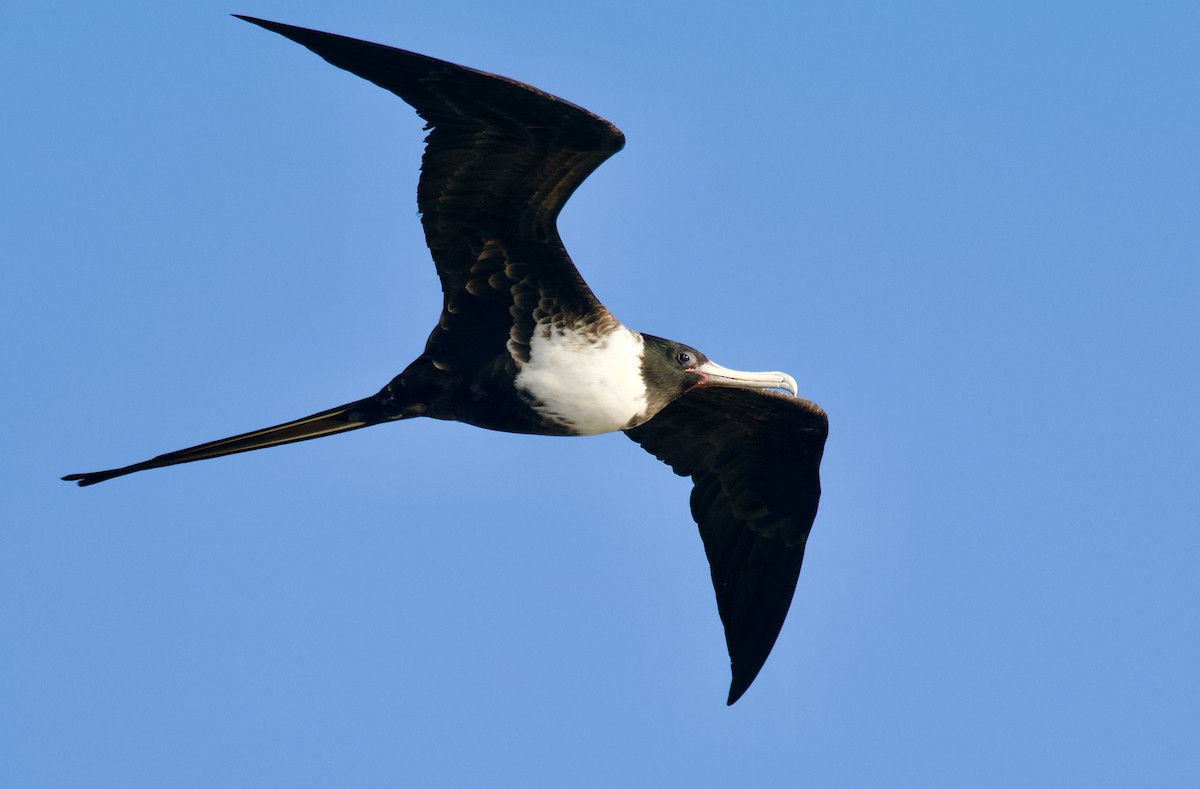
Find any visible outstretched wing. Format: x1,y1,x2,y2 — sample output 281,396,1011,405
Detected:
238,17,626,375
625,388,828,704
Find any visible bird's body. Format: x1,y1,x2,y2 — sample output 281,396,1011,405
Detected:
516,325,650,434
64,17,829,704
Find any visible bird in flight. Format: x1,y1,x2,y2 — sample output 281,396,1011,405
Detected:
64,16,829,705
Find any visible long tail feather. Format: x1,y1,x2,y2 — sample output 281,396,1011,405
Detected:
63,398,383,487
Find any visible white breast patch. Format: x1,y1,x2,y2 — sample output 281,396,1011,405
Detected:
514,324,648,435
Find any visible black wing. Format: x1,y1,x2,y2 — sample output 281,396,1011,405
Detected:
625,388,828,704
238,17,625,375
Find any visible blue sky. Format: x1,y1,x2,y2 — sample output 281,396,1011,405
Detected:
4,1,1199,786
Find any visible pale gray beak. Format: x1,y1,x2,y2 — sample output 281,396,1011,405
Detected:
696,361,798,396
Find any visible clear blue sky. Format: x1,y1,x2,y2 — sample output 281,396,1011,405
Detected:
4,1,1198,786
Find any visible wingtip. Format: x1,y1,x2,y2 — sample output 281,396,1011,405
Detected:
726,677,751,706
726,655,771,705
231,14,279,32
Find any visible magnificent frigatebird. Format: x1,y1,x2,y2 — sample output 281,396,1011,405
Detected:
63,16,828,705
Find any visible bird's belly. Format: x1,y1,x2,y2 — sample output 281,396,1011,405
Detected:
513,325,648,436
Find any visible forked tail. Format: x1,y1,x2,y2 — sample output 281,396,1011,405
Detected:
63,397,385,487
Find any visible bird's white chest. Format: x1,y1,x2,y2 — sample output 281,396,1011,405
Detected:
514,324,648,435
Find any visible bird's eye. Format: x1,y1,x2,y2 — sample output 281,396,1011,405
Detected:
676,351,693,366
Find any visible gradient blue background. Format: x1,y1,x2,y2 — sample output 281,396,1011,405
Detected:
5,1,1199,786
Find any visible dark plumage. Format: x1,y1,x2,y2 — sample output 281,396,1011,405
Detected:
627,389,827,703
63,17,828,704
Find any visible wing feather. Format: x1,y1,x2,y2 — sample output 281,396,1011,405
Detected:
237,17,625,375
625,388,828,704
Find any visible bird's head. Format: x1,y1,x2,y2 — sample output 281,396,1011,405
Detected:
639,334,798,416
